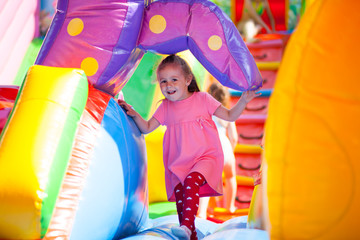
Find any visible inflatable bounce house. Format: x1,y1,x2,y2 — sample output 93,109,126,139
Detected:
1,0,360,239
0,0,261,239
246,1,360,240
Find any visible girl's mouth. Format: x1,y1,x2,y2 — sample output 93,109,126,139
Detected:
167,90,176,95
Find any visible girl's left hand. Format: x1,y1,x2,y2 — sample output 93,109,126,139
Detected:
118,99,137,117
241,90,261,103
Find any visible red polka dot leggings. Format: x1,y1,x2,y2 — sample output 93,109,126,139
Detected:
174,172,206,240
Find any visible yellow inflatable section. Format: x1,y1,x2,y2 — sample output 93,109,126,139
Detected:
263,0,360,239
0,66,88,239
146,126,168,203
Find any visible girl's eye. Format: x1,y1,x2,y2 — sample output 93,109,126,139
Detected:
172,78,177,82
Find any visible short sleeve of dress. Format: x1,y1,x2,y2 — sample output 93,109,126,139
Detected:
204,92,221,115
153,101,165,125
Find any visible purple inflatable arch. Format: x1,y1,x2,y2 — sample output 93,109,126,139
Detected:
36,0,262,96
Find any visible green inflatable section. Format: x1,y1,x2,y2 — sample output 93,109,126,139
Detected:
191,55,206,91
149,202,177,219
40,69,89,237
122,52,162,119
289,0,304,30
13,38,44,86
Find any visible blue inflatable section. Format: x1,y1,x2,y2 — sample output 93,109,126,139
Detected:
65,98,269,240
229,89,272,97
123,215,269,240
69,98,149,240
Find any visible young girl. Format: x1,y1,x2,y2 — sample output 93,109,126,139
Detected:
198,82,239,219
118,54,259,240
209,83,239,213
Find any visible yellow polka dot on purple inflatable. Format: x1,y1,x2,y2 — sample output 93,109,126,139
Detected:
208,35,222,51
149,15,166,34
67,18,84,36
81,57,99,77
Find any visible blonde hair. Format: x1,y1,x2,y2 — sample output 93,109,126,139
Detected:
207,82,230,108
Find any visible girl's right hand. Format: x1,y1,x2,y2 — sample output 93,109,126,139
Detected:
118,99,137,117
240,90,261,104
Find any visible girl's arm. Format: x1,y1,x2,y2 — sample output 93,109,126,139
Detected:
118,100,160,134
214,90,260,122
227,121,238,150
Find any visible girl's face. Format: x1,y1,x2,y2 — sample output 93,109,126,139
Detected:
157,64,192,102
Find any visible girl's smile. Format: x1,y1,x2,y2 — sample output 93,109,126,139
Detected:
167,89,176,95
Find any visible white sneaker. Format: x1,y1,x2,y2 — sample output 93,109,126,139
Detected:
171,225,191,240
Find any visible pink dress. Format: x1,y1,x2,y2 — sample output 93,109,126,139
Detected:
153,91,224,201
